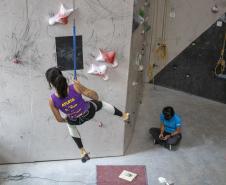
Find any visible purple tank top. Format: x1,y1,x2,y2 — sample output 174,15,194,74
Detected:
51,84,89,120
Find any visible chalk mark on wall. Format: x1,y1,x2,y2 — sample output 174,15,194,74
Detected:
2,0,42,72
45,0,131,80
4,20,41,69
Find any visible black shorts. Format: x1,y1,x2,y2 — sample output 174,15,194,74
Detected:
67,100,102,125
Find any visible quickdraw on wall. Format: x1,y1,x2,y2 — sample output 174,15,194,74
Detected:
215,33,226,76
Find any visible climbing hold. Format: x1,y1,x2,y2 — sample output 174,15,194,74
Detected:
138,65,144,72
136,53,142,65
138,9,145,20
87,63,109,80
144,23,151,32
158,177,174,185
172,64,177,70
144,1,150,7
141,30,145,35
186,74,191,78
216,21,223,27
170,8,176,18
12,58,22,64
49,4,75,25
132,81,138,86
153,63,158,68
98,121,103,127
211,4,219,13
155,43,168,60
96,49,118,68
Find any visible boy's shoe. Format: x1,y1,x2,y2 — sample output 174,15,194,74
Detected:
164,143,173,151
153,139,157,145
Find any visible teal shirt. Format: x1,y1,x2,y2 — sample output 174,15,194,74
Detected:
160,113,181,133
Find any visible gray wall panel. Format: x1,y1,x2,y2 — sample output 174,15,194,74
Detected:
0,0,133,163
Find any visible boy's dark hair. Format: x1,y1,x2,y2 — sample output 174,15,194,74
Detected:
162,106,175,120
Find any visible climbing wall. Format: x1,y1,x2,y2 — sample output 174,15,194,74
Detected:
155,17,226,104
124,0,152,150
147,0,226,82
0,0,133,163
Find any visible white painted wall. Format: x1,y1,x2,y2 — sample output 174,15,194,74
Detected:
148,0,226,79
0,0,133,163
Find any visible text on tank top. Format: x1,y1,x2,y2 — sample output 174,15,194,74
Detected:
51,84,89,119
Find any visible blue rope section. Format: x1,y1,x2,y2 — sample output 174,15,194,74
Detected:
73,24,77,80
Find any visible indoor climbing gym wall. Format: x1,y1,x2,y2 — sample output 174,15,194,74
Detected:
147,0,226,83
124,0,151,149
0,0,133,163
155,14,226,104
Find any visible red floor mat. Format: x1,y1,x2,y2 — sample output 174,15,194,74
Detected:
96,165,148,185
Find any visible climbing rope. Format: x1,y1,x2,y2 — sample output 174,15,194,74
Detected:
147,0,168,83
72,0,77,80
215,33,226,76
161,0,167,43
155,0,168,61
147,0,159,83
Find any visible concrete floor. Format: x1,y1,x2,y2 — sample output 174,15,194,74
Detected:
0,84,226,185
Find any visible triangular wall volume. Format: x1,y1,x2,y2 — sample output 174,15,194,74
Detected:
155,18,226,104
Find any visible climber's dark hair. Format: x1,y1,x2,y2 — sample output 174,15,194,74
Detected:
53,75,68,98
45,67,68,98
45,67,63,88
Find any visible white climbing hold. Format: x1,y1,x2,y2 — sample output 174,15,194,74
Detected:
87,63,109,81
158,177,174,185
49,4,75,25
211,4,219,13
98,121,103,127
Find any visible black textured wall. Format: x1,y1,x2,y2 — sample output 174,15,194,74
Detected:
154,20,226,104
55,36,83,71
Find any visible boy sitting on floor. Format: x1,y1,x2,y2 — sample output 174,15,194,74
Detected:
149,106,182,150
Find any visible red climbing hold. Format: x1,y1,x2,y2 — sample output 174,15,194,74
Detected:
96,49,118,68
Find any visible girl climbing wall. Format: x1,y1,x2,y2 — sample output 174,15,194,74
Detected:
45,67,129,163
